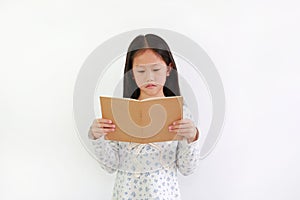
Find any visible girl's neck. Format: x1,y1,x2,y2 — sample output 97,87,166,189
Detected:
138,92,165,100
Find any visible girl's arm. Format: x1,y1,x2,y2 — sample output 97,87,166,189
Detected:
174,105,201,176
88,119,119,174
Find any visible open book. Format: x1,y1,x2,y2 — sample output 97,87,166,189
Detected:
100,96,184,143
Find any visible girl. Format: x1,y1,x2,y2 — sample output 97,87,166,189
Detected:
89,34,201,200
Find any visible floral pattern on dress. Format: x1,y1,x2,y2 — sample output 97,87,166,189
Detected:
89,105,201,200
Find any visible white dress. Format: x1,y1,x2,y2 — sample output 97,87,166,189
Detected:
89,105,201,200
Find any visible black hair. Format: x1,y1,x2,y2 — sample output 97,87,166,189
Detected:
123,34,181,99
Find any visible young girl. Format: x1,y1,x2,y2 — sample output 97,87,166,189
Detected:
89,34,201,200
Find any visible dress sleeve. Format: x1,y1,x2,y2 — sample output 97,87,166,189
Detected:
88,130,120,174
176,105,201,176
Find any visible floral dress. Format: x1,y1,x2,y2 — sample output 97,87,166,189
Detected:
89,105,201,200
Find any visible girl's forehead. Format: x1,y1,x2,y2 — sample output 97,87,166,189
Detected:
133,49,165,64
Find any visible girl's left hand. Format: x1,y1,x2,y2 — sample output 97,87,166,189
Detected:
169,119,199,143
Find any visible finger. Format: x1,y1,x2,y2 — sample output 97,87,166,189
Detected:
176,129,196,136
171,128,195,134
169,123,192,130
92,125,116,139
171,119,193,125
100,128,116,133
91,127,115,134
96,118,113,124
98,123,116,128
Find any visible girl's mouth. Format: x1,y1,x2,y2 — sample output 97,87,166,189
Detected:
145,83,157,88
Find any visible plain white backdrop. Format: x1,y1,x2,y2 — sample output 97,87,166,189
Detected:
1,0,299,199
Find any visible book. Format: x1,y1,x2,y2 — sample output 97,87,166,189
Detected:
100,96,184,143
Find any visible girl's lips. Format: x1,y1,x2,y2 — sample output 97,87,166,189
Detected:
145,84,157,88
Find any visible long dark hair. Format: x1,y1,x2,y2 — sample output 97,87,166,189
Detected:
123,34,181,99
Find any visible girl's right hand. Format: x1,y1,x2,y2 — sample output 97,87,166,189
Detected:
89,118,116,139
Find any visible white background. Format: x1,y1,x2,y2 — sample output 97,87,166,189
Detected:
1,0,300,199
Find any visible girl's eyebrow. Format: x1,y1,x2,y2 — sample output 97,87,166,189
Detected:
135,63,163,67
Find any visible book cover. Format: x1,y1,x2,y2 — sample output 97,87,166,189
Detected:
100,96,184,143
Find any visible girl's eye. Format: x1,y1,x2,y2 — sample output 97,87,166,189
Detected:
153,68,161,72
137,71,145,73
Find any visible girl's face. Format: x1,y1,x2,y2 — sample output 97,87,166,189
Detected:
132,49,171,100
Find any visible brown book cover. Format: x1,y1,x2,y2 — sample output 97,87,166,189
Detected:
100,96,184,143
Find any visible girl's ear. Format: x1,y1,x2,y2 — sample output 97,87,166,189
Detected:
166,63,172,76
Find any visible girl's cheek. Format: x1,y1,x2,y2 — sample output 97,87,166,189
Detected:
157,77,167,85
135,79,144,87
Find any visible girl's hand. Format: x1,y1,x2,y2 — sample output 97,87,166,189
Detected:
89,118,116,139
169,119,199,143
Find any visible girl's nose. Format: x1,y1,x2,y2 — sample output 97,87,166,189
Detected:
146,70,154,81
